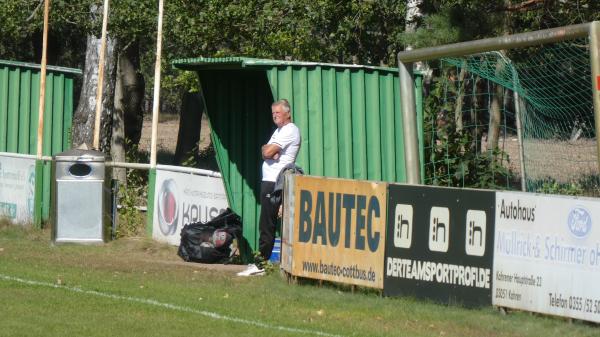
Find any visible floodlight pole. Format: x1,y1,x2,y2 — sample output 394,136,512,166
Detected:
92,0,110,150
590,21,600,174
149,0,164,169
36,0,50,159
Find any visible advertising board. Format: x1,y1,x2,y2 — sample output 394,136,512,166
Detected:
281,173,296,274
493,191,600,322
291,175,387,289
0,155,36,224
152,169,229,245
384,184,495,306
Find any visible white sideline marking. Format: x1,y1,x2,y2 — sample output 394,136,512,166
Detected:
1,274,344,337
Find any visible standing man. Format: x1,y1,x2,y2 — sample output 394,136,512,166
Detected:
237,99,301,276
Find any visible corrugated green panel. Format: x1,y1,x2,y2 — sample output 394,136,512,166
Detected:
52,74,65,154
336,70,353,179
241,76,259,247
350,69,367,179
43,73,54,157
291,67,309,170
380,73,397,181
198,70,274,250
41,161,51,220
63,78,73,149
0,61,80,221
267,65,414,183
0,67,8,152
365,70,382,181
0,63,76,157
322,68,339,177
307,68,324,175
18,70,31,153
183,59,423,251
7,67,20,152
173,56,399,74
211,75,232,204
229,77,243,227
29,72,40,154
0,59,82,76
394,75,406,182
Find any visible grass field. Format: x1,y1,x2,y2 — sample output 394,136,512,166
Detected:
1,224,598,337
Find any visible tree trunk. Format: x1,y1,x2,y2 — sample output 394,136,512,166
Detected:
454,61,468,132
174,92,203,165
405,0,426,71
121,42,145,146
472,76,483,152
72,16,117,152
404,0,422,43
111,41,145,185
112,52,126,185
488,57,505,155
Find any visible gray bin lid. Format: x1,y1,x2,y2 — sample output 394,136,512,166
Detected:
54,148,107,162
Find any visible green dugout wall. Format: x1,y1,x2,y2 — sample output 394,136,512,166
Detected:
172,57,423,250
0,60,81,222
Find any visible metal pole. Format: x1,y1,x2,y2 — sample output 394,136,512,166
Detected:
92,0,110,150
398,61,421,184
398,23,590,63
36,0,50,160
498,52,527,192
590,21,600,175
149,0,164,169
513,91,527,191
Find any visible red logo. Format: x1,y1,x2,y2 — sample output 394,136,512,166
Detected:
157,179,179,235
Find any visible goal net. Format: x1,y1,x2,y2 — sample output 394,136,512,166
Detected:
421,36,599,196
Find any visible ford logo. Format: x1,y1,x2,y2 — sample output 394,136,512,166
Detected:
567,207,592,238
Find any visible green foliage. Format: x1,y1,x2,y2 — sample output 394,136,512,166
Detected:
424,66,514,190
262,260,278,275
534,175,600,197
160,0,406,65
400,13,460,49
116,140,149,238
577,174,600,196
535,179,584,196
116,184,145,238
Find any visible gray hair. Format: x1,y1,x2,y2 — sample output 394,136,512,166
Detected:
272,99,291,113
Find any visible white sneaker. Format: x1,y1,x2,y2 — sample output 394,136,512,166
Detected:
236,264,265,276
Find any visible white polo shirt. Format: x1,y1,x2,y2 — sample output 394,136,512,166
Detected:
262,122,301,182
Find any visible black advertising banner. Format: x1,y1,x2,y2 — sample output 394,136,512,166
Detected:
384,184,495,306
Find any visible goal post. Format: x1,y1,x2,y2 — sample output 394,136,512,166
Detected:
399,22,600,194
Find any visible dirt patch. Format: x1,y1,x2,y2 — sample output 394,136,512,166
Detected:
499,136,598,183
138,113,212,163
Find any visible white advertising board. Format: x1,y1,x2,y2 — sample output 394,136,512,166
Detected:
152,169,229,245
493,191,600,322
0,156,36,224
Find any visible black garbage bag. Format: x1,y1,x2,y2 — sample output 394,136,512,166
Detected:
177,208,243,264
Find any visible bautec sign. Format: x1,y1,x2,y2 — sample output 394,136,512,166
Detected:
152,169,229,245
291,175,387,289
